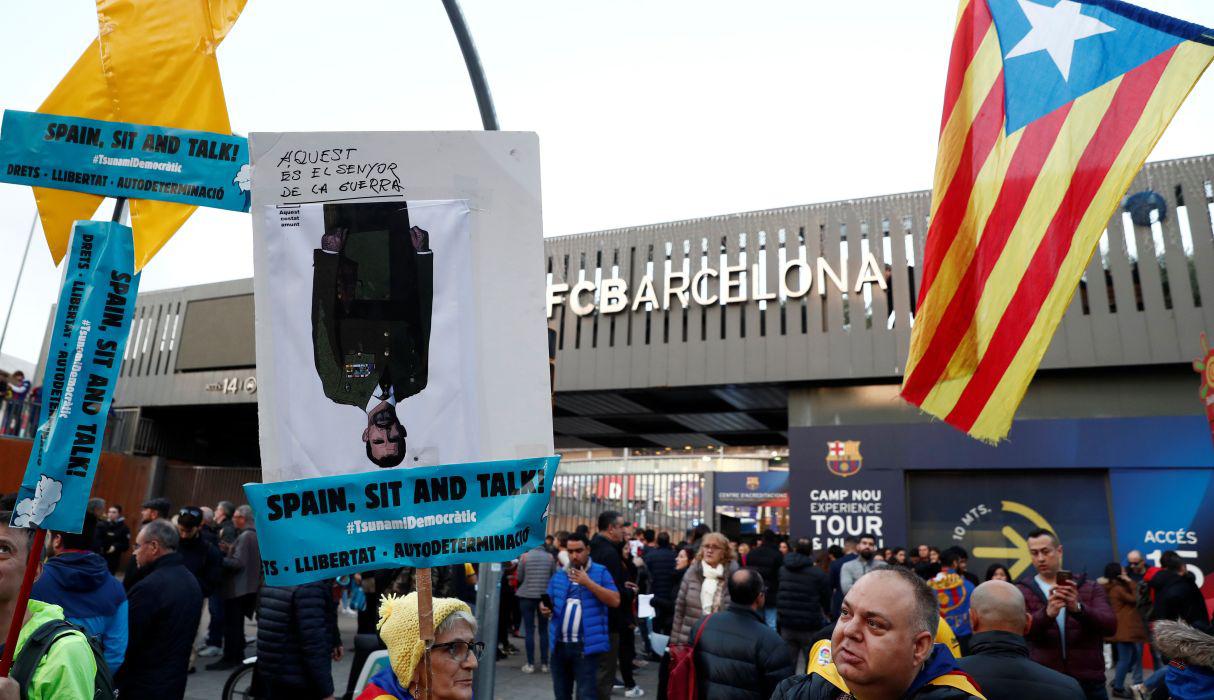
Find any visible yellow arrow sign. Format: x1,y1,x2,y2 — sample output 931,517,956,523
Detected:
972,500,1058,580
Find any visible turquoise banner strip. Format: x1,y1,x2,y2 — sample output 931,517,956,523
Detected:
244,456,560,586
13,221,140,533
0,110,250,212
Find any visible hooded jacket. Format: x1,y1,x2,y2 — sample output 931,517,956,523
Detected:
30,550,128,671
1152,619,1214,700
955,631,1084,700
11,600,98,700
770,642,986,699
776,552,830,631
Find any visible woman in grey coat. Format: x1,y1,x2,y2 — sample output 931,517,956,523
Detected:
670,531,735,646
515,544,557,672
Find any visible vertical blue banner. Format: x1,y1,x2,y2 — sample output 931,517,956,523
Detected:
13,222,140,533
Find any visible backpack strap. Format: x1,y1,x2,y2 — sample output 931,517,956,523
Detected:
10,619,83,700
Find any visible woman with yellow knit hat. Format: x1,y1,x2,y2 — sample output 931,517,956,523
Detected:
357,592,483,700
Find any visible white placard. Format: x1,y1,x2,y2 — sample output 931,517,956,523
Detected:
249,132,552,481
637,593,655,620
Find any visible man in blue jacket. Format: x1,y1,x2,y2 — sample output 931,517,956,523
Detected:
542,531,620,700
31,511,128,672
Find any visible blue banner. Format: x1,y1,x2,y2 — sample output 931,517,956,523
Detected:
1110,469,1214,607
245,456,560,586
13,222,140,533
715,471,789,506
0,110,250,212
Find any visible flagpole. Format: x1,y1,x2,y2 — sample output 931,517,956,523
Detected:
0,212,39,360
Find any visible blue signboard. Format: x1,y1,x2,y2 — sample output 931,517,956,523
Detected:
1111,469,1214,606
789,429,907,551
13,222,140,533
245,456,560,586
715,471,789,506
907,470,1114,584
0,110,250,212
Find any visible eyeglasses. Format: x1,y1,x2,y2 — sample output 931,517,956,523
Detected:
430,640,484,663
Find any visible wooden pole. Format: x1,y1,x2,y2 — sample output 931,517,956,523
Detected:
0,528,44,675
417,567,434,700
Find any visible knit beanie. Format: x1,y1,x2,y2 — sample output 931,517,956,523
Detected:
378,591,474,686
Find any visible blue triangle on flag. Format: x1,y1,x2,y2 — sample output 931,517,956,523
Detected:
987,0,1207,134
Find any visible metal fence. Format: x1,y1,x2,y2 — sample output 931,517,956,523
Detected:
0,399,149,454
547,471,707,535
161,464,262,512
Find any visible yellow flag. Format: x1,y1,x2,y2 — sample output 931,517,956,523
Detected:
34,0,246,270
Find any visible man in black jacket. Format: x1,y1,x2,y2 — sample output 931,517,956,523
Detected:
176,507,223,597
590,510,628,700
118,519,203,700
745,530,784,629
256,580,342,699
1149,550,1209,630
693,568,794,700
956,580,1084,700
776,537,831,669
643,532,677,635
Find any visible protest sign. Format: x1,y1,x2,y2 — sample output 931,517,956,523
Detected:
246,456,559,585
0,110,250,212
249,131,553,482
12,221,139,533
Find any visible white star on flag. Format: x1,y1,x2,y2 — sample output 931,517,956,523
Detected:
1005,0,1115,81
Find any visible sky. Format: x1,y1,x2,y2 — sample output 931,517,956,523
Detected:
1,0,1213,366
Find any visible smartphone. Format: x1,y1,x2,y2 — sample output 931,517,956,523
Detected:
1055,570,1072,586
540,594,553,609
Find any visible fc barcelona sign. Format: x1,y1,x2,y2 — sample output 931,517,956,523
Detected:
826,440,862,478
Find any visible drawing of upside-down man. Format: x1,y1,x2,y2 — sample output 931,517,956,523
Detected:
312,201,433,468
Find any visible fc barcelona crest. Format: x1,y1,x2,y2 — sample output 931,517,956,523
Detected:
746,476,760,490
826,440,862,477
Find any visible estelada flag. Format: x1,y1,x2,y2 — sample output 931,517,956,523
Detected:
901,0,1214,442
34,0,246,270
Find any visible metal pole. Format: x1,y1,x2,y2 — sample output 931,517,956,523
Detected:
0,212,39,358
473,561,501,700
439,2,504,694
441,0,499,131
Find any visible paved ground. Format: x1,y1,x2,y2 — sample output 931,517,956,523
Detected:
184,609,660,699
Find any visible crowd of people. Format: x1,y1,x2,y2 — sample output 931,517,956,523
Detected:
478,519,1214,700
0,369,34,437
0,493,268,699
0,497,1210,699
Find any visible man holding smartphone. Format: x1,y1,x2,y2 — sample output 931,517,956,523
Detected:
542,532,620,700
1017,529,1116,700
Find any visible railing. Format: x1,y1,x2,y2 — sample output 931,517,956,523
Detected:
0,399,38,440
547,471,707,535
0,399,147,454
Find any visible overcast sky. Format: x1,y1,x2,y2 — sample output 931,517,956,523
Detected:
1,0,1213,365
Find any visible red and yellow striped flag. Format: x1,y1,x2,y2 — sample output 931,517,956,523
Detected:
902,0,1214,442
